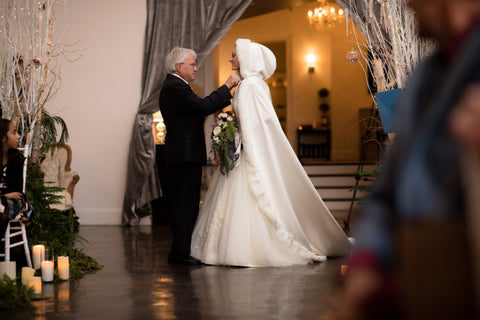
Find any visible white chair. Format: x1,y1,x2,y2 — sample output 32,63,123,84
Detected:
0,145,33,268
0,219,32,268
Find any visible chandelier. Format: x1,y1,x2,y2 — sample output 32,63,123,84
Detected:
307,0,345,29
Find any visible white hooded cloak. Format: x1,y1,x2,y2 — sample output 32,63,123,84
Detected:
191,39,350,267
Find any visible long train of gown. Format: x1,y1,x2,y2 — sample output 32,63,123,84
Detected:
191,75,350,268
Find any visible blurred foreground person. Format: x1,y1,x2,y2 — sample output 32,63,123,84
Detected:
337,0,480,319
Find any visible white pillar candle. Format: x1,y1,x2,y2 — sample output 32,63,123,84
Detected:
57,256,69,280
21,266,36,285
32,245,45,269
0,261,16,280
28,276,42,294
41,260,54,282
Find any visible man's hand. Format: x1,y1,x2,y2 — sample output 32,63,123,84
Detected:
225,74,241,90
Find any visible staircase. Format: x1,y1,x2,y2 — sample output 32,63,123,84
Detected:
201,162,379,227
303,162,378,224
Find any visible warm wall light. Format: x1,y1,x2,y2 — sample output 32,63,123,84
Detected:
306,54,316,73
152,111,166,145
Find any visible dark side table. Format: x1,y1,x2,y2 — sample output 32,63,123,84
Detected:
297,125,331,161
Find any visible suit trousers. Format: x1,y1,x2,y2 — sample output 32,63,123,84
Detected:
170,162,202,257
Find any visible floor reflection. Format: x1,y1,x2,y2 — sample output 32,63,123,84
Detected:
190,264,336,320
2,225,341,319
31,281,71,318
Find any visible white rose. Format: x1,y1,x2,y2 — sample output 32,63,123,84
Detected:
213,126,222,136
213,136,219,143
227,116,233,121
218,112,228,119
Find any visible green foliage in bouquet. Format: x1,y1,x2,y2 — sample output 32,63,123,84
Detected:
211,111,239,176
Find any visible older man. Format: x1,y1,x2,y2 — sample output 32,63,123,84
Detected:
159,47,240,265
338,0,480,319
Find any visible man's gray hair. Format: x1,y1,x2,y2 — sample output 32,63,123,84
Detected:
165,47,197,73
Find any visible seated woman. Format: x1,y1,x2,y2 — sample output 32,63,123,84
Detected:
0,119,24,238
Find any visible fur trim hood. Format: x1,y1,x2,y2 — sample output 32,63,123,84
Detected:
235,39,276,80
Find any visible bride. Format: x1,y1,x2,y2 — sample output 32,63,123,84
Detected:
191,39,351,267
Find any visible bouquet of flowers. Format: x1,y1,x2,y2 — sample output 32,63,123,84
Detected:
211,111,240,176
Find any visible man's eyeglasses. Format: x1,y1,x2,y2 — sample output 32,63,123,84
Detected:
180,62,196,67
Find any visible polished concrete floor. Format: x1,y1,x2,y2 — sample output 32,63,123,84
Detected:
4,225,345,320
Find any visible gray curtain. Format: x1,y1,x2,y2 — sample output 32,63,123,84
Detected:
122,0,252,226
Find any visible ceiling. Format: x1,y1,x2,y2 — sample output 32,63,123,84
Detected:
239,0,317,20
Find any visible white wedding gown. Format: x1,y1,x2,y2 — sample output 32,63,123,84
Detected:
191,39,350,267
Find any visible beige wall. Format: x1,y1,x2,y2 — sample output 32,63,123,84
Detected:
216,3,372,161
47,1,372,225
48,0,146,225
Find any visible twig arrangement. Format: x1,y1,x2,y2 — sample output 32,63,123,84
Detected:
0,0,60,158
340,0,435,93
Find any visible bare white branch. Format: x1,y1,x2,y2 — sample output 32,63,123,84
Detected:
341,0,435,92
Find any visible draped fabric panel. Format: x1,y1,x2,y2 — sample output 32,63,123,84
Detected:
122,0,252,226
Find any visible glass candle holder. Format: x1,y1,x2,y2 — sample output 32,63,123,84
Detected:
41,248,54,282
32,244,45,270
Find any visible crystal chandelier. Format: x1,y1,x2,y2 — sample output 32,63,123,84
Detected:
307,0,345,29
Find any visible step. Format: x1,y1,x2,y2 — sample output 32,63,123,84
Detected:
324,200,362,211
303,163,378,176
316,188,368,200
309,175,372,187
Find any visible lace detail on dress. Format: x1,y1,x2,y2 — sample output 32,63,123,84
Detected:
191,171,229,264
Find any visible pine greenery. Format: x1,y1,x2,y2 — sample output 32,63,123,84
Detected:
26,162,103,277
0,162,103,309
0,275,34,310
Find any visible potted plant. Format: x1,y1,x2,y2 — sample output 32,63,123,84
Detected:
314,88,330,129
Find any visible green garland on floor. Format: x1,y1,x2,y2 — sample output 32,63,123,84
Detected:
25,162,103,277
0,161,103,309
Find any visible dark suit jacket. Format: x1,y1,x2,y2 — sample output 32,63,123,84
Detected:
159,74,233,165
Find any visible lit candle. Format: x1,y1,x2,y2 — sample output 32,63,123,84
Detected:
28,276,42,294
21,266,35,285
0,261,16,280
41,260,54,282
57,256,69,280
32,244,45,269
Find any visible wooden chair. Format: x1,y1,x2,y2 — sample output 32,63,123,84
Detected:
40,144,80,217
